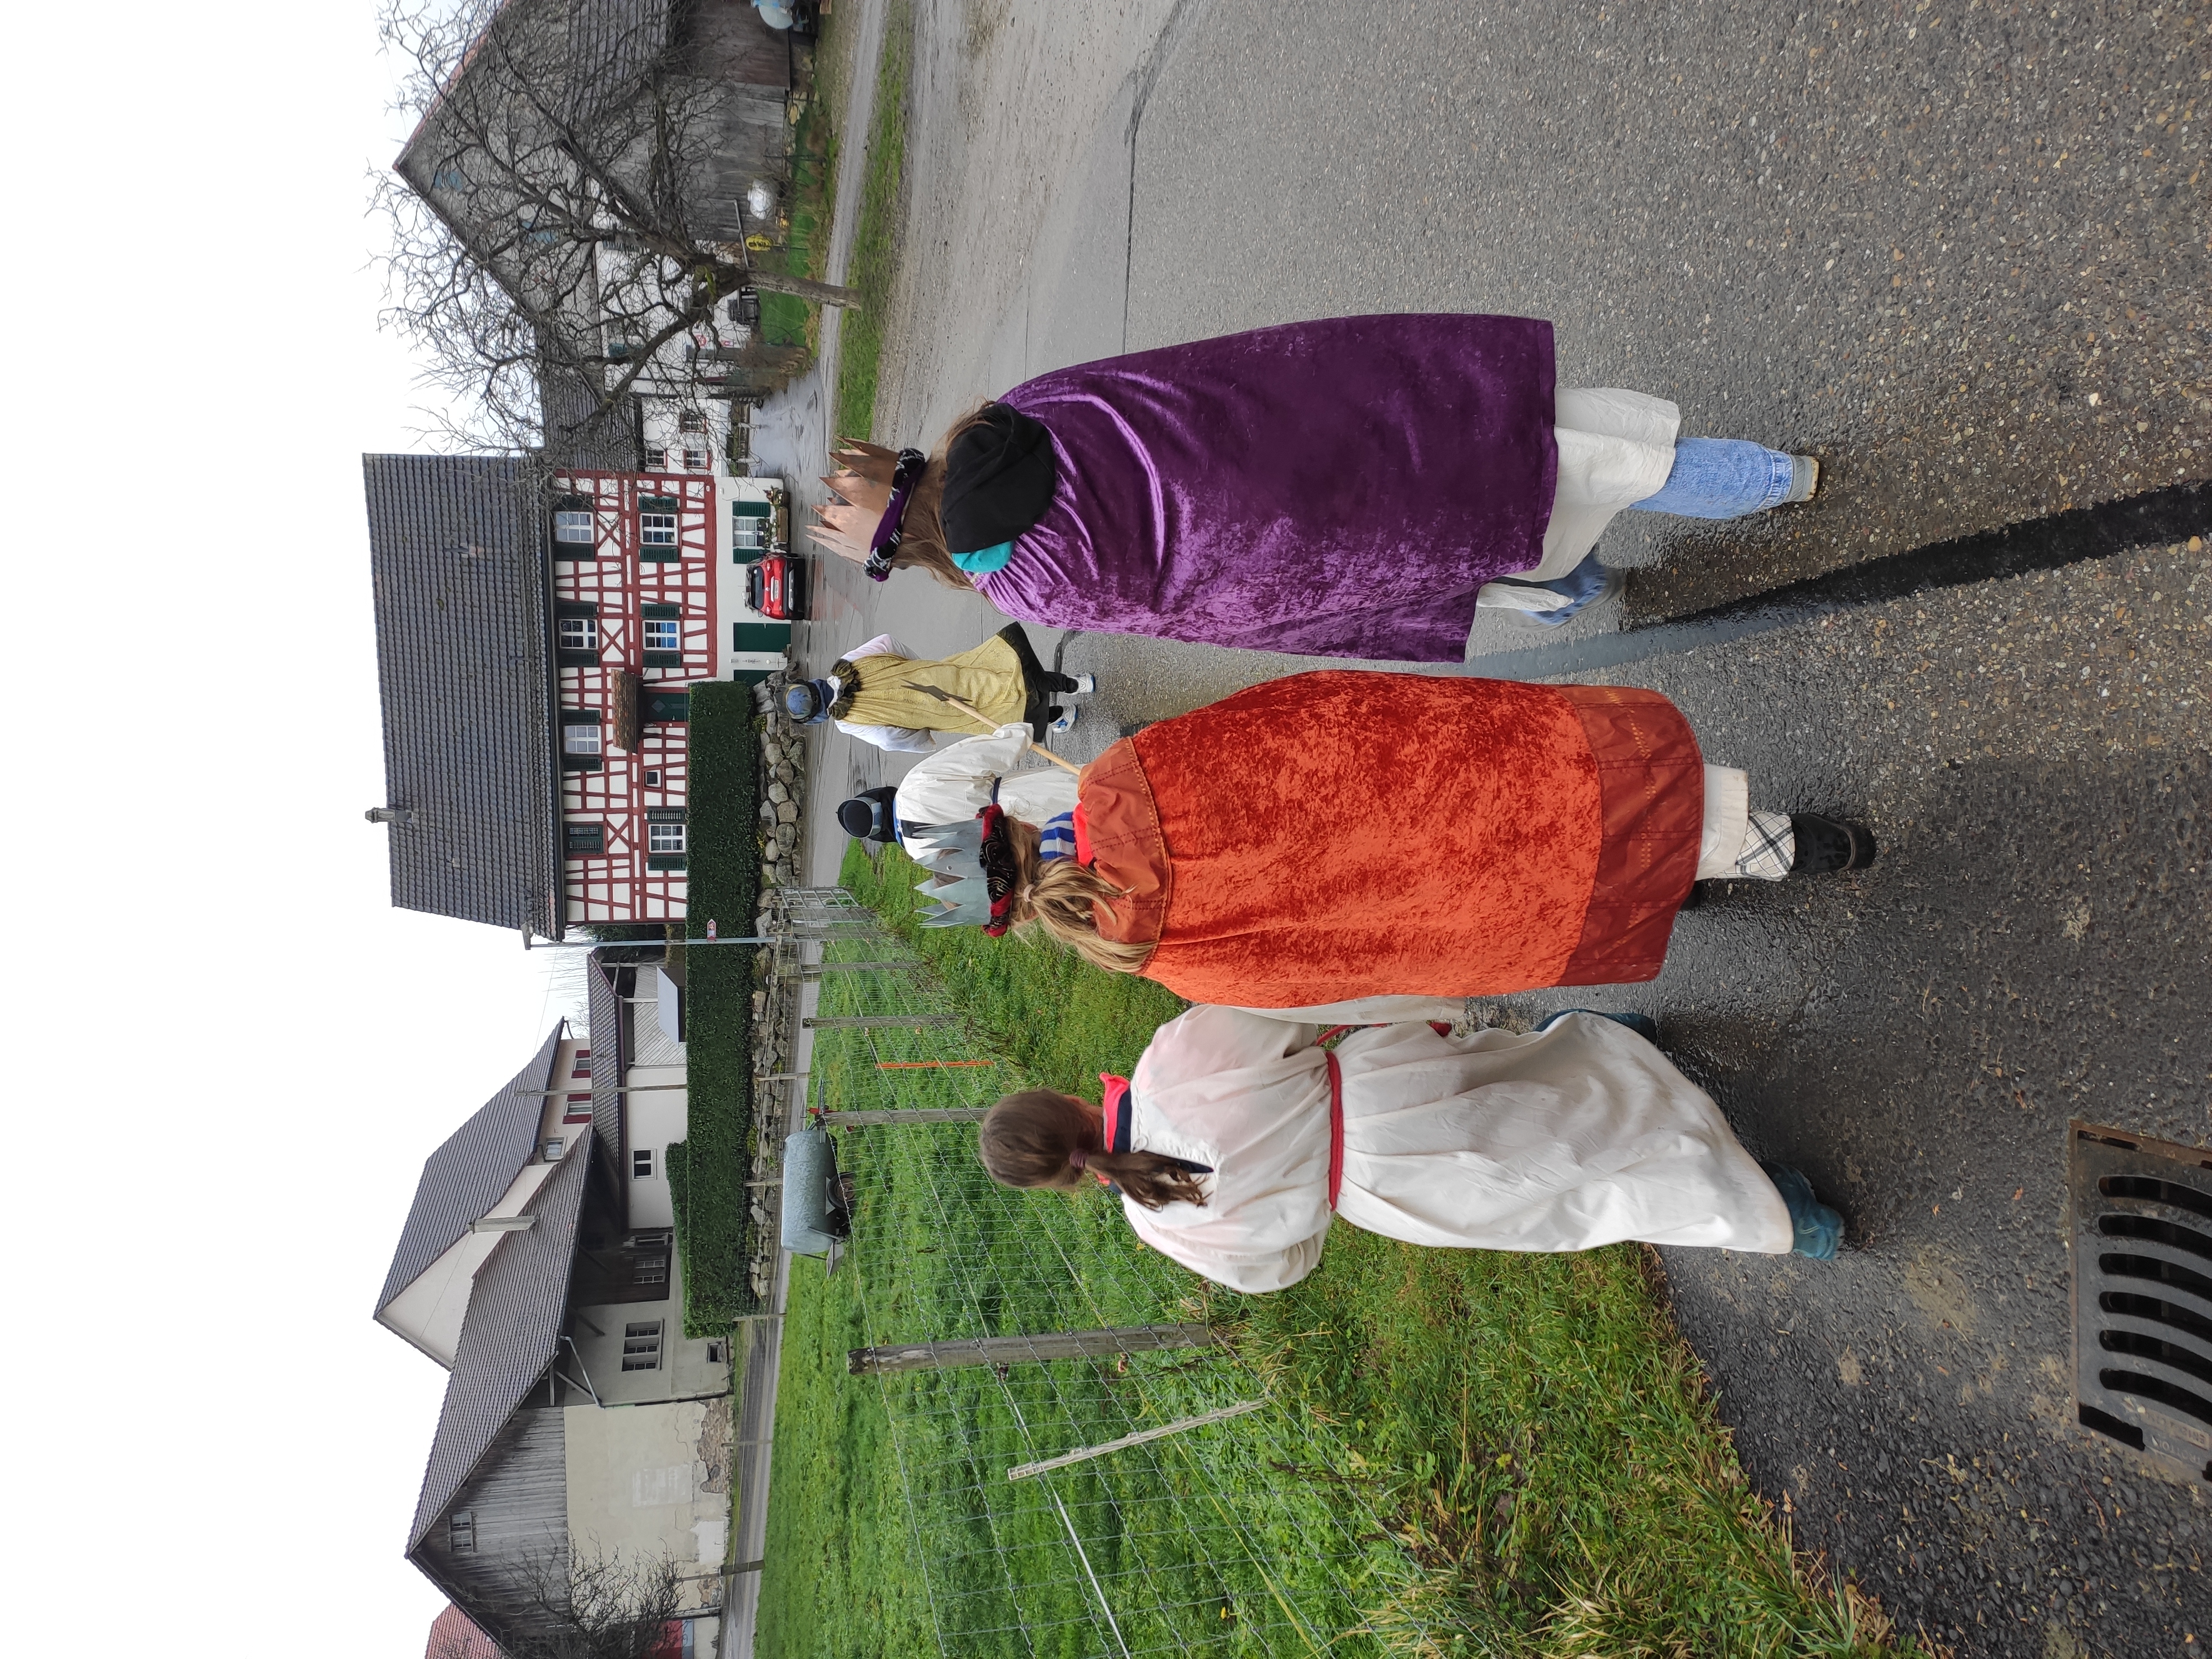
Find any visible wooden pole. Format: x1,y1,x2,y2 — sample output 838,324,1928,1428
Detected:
801,961,916,978
848,1324,1218,1375
901,685,1083,774
1007,1400,1266,1482
819,1108,990,1126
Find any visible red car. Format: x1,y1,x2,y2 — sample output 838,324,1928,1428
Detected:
745,553,809,621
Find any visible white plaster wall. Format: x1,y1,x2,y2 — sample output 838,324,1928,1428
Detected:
562,1399,731,1605
624,1061,686,1230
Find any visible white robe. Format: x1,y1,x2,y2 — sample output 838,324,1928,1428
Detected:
891,723,1080,831
1474,387,1682,612
1118,1006,1792,1295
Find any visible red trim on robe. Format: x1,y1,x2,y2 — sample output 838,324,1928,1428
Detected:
1324,1050,1345,1210
1071,800,1094,866
1095,1072,1130,1186
1551,686,1704,986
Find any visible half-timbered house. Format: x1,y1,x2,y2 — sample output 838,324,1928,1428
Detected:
363,452,791,932
382,1018,731,1657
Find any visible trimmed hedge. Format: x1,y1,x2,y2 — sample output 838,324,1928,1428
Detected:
665,681,763,1332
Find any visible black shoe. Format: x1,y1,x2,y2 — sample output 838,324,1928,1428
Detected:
1790,813,1876,874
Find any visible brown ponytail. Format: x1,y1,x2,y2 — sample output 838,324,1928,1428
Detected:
979,1090,1209,1212
1001,818,1151,974
880,404,1008,591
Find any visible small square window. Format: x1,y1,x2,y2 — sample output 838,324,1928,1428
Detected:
632,1147,656,1180
678,410,706,434
542,1138,565,1161
448,1511,476,1553
552,509,594,545
644,446,667,469
558,615,598,652
640,512,678,548
643,618,680,653
648,822,686,855
644,769,661,786
684,449,708,471
562,723,602,757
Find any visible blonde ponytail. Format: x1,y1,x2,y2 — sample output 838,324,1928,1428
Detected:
1002,818,1151,974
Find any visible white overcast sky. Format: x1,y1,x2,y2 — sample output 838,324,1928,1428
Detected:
0,3,572,1651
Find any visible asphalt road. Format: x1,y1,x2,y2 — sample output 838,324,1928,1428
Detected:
764,2,2212,1651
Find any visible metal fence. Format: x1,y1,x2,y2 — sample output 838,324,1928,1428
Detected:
792,889,1463,1659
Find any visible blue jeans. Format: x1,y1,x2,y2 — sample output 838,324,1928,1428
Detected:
1627,437,1799,519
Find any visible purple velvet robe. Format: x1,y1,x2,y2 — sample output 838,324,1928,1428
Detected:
977,315,1558,661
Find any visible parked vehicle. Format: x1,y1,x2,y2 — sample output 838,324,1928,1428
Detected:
745,552,808,621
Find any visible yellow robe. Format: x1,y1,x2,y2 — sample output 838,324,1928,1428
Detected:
834,633,1030,735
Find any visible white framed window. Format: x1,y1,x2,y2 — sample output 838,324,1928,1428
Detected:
733,516,768,552
677,410,706,434
684,448,708,471
644,446,667,469
552,509,594,545
633,1147,656,1179
622,1321,664,1371
648,821,686,854
558,615,598,652
643,618,680,653
542,1138,565,1161
448,1511,476,1553
562,723,602,757
640,512,678,547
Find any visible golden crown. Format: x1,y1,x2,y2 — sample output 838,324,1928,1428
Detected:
806,437,906,564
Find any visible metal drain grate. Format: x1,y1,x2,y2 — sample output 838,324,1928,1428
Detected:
2071,1121,2212,1484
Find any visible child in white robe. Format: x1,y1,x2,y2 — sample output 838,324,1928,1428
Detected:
977,1006,1840,1295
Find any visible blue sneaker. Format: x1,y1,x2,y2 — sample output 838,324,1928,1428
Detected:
1760,1162,1844,1260
1491,551,1624,626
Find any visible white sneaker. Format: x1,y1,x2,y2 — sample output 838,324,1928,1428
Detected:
1050,707,1079,735
1067,674,1097,695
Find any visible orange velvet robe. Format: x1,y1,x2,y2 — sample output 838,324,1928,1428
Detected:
1075,672,1703,1006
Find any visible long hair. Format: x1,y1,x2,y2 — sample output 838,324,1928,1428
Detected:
880,404,1003,591
1001,817,1151,974
979,1089,1209,1211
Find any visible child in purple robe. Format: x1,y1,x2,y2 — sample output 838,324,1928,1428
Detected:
808,315,1819,662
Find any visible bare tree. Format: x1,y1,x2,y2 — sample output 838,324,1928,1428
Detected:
373,0,854,457
438,1548,692,1659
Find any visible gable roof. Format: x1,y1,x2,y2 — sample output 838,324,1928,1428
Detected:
378,1025,567,1321
408,1134,592,1551
363,453,561,936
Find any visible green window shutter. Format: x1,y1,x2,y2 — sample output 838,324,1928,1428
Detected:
557,650,599,668
554,600,599,619
647,854,688,873
731,500,771,518
730,622,791,652
564,822,606,854
641,603,683,620
642,652,684,669
646,807,687,823
638,548,683,564
640,496,681,513
561,756,603,774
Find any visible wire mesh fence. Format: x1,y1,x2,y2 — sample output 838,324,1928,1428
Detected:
796,889,1468,1659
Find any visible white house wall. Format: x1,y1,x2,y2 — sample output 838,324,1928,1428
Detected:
562,1397,731,1616
623,1062,685,1229
375,1159,556,1365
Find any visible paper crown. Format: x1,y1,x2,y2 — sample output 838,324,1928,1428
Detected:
904,816,995,930
808,437,909,565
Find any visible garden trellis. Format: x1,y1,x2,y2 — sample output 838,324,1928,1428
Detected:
794,888,1469,1659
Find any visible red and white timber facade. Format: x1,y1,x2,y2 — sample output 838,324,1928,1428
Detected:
550,469,782,925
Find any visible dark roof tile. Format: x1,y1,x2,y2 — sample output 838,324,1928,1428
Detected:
377,1026,566,1323
407,1134,591,1551
363,453,559,935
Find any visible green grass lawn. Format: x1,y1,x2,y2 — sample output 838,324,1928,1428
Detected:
756,843,1916,1658
664,682,763,1332
757,48,837,352
832,0,912,442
